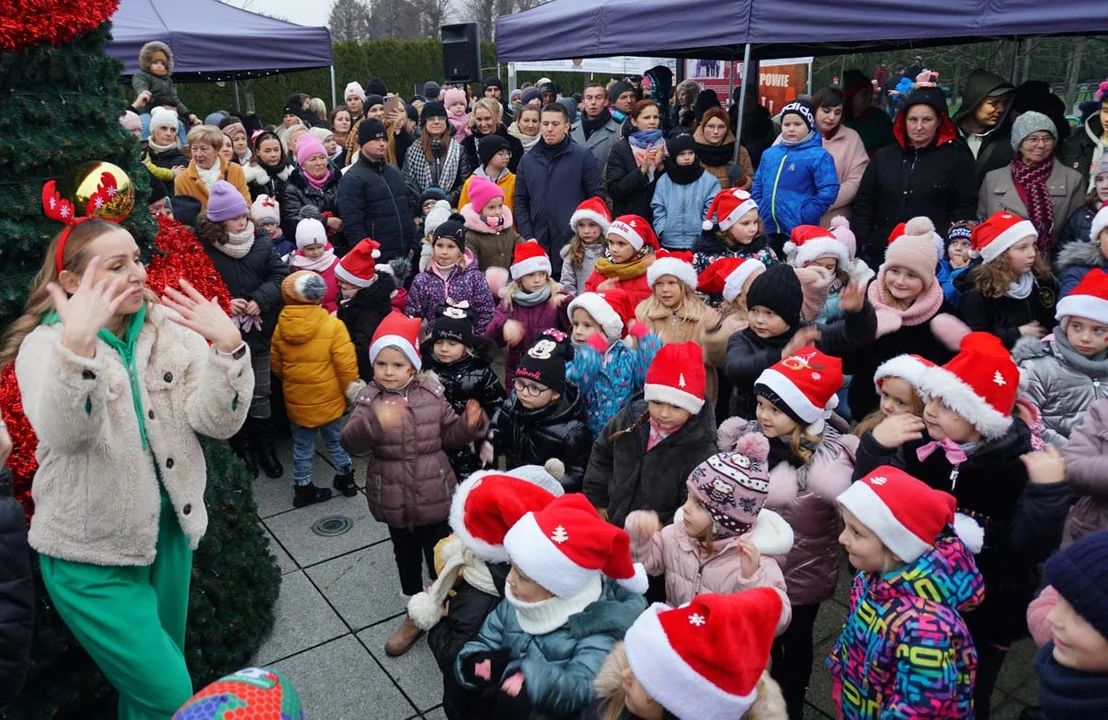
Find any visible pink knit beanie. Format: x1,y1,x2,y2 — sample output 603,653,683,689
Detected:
443,88,467,111
295,132,327,167
828,216,857,259
883,216,938,288
467,176,504,214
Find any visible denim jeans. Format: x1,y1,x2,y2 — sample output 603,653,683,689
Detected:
290,419,352,486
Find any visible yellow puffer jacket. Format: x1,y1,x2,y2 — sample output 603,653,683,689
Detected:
270,304,360,428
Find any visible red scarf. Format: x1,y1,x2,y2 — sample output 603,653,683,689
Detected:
1009,156,1055,253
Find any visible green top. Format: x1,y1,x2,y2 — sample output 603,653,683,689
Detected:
42,304,150,450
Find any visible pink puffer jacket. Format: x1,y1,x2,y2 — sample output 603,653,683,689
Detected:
719,418,858,607
628,506,794,635
340,374,489,529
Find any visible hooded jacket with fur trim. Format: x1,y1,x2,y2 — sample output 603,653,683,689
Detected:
133,41,188,115
719,418,859,607
14,304,253,566
828,532,985,719
1056,238,1108,297
455,579,647,719
852,88,979,269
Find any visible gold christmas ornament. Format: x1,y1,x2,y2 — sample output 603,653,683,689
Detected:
58,161,134,222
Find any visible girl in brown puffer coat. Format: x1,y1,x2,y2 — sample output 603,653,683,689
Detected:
340,313,490,657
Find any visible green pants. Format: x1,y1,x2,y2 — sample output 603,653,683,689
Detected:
40,493,194,720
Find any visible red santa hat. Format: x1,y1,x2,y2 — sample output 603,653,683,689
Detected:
407,467,564,630
754,347,843,435
569,196,612,235
703,188,758,232
644,342,706,415
916,332,1018,440
510,241,552,280
608,214,659,252
368,312,422,371
696,257,766,305
647,249,698,289
1056,268,1108,326
836,466,956,563
567,289,633,341
503,493,648,599
873,353,937,393
624,589,782,720
784,225,850,270
971,211,1037,265
335,237,382,288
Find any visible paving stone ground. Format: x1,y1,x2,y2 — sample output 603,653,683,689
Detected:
250,439,1038,720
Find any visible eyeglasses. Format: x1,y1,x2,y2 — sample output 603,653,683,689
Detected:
513,379,551,397
1023,134,1055,146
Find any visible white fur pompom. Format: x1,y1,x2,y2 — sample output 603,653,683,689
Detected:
407,591,445,631
372,249,381,258
703,219,714,232
953,513,984,554
544,458,565,481
782,241,798,258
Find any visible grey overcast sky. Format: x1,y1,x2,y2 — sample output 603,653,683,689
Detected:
224,0,331,29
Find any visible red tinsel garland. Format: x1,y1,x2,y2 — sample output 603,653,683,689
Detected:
0,0,120,52
1,217,232,521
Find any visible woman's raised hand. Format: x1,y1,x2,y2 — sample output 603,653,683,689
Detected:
46,256,132,358
161,279,243,353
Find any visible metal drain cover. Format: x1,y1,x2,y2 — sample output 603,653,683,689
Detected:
312,515,353,537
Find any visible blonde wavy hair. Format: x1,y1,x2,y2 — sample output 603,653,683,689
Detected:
973,253,1052,299
0,220,158,369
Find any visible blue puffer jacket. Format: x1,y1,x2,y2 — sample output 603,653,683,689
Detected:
751,132,840,237
650,171,721,250
454,579,647,719
567,333,663,438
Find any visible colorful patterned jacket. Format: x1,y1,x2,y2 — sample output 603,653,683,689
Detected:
827,532,985,719
566,332,663,437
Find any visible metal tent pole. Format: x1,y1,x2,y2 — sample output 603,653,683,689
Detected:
330,65,337,110
733,43,752,165
233,80,241,112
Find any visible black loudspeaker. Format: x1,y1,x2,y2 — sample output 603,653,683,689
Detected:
441,23,481,84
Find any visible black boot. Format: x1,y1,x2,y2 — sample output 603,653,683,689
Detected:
293,482,332,508
228,430,258,478
333,470,357,497
249,417,285,479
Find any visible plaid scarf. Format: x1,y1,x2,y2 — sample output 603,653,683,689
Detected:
405,138,463,197
1009,156,1055,252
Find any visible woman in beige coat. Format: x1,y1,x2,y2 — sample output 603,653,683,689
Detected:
978,110,1085,255
1,218,251,718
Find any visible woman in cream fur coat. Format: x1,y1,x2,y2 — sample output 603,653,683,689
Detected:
2,218,253,719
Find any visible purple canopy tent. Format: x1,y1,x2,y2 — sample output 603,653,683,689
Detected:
107,0,334,103
496,0,1108,164
495,0,1108,62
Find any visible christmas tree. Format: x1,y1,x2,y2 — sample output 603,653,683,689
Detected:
0,5,280,716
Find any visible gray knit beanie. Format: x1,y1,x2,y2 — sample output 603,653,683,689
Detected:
1010,111,1057,152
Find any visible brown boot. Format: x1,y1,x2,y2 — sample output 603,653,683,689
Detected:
384,615,425,657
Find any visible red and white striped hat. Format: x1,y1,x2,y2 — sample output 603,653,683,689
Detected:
1056,267,1108,326
647,249,698,289
609,214,659,252
510,241,552,280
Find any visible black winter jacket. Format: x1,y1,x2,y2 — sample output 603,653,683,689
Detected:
853,89,979,269
428,562,509,720
1058,111,1105,189
514,136,606,278
423,344,505,479
955,267,1059,349
854,421,1070,645
337,272,396,382
724,300,878,419
583,394,717,528
337,153,419,261
1058,205,1098,256
605,139,660,222
841,297,960,419
279,168,342,240
0,466,32,708
495,385,593,494
146,145,188,172
952,70,1017,190
203,235,289,355
461,125,525,175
